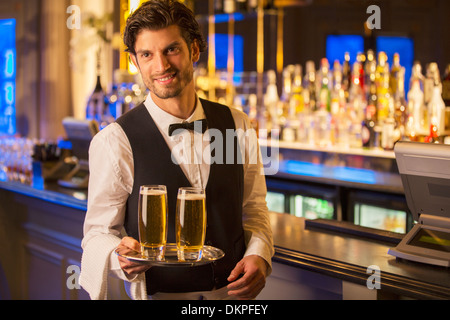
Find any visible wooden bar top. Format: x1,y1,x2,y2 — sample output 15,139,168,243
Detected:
270,212,450,299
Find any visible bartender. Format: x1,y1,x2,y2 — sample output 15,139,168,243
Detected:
80,0,274,300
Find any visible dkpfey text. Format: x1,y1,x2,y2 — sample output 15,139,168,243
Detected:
181,304,269,317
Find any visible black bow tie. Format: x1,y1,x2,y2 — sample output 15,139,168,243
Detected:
168,119,208,136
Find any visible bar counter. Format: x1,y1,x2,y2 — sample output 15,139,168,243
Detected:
0,180,449,300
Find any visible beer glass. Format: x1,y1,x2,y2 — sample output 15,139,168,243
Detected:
176,187,207,262
138,185,168,261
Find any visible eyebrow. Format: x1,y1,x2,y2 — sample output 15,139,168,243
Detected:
136,41,184,55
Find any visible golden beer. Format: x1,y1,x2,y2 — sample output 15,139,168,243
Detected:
176,188,206,261
138,185,168,260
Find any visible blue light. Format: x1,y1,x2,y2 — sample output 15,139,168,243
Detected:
5,50,15,78
326,35,365,65
0,18,16,135
4,82,14,105
279,160,377,185
210,34,244,74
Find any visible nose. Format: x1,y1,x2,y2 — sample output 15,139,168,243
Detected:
153,52,170,73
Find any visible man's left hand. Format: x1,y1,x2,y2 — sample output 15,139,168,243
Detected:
227,255,269,300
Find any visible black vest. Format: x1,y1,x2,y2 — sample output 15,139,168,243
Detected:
116,99,245,295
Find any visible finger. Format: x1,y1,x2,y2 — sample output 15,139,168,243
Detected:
118,256,150,276
227,268,257,290
229,276,266,300
120,237,141,251
227,261,245,282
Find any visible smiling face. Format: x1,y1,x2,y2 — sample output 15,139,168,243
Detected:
130,25,200,102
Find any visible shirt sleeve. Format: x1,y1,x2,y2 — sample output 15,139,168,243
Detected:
81,123,136,281
230,108,275,271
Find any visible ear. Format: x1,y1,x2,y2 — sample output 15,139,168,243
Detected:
129,53,139,71
191,40,200,63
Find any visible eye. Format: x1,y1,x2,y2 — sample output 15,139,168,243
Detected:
167,46,180,55
141,52,151,59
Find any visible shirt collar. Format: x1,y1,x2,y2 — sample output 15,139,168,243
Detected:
143,94,206,137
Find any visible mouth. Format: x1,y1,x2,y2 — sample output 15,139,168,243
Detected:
154,72,177,84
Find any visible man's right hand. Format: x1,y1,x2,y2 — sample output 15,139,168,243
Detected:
117,237,151,276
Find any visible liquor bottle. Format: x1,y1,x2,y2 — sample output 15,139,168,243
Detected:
356,52,365,90
442,64,450,107
291,64,305,114
364,49,376,98
331,60,345,116
361,105,376,148
376,51,391,123
303,60,317,112
264,70,280,139
389,53,402,96
424,62,438,107
393,67,408,140
348,59,365,123
247,93,259,132
318,58,331,112
342,52,351,102
427,63,446,137
407,63,426,137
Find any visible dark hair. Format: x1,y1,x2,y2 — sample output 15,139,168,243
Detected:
123,0,207,55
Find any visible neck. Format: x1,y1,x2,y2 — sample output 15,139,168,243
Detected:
150,82,197,119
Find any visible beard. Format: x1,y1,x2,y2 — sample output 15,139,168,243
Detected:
144,64,194,100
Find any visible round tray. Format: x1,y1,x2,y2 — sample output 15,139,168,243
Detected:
114,244,225,267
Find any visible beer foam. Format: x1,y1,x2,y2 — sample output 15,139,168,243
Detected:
140,189,166,196
178,193,206,200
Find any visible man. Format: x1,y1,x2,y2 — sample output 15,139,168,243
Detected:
80,0,273,300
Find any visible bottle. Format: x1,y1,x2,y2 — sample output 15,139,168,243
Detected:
318,58,331,112
427,63,446,138
342,52,351,102
407,63,426,138
390,53,402,96
86,51,108,126
291,64,305,114
442,64,450,107
364,49,376,98
393,67,408,140
303,60,317,112
361,107,376,148
247,94,259,132
348,59,365,124
376,51,391,123
264,70,280,139
331,60,345,117
86,73,107,123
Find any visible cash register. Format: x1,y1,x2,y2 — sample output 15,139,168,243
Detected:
58,117,99,189
388,141,450,267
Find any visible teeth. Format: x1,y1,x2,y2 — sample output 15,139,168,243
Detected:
158,74,175,81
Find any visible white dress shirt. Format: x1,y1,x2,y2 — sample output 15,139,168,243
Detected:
81,94,274,298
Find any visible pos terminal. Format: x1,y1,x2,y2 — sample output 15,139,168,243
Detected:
58,117,99,189
388,141,450,267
